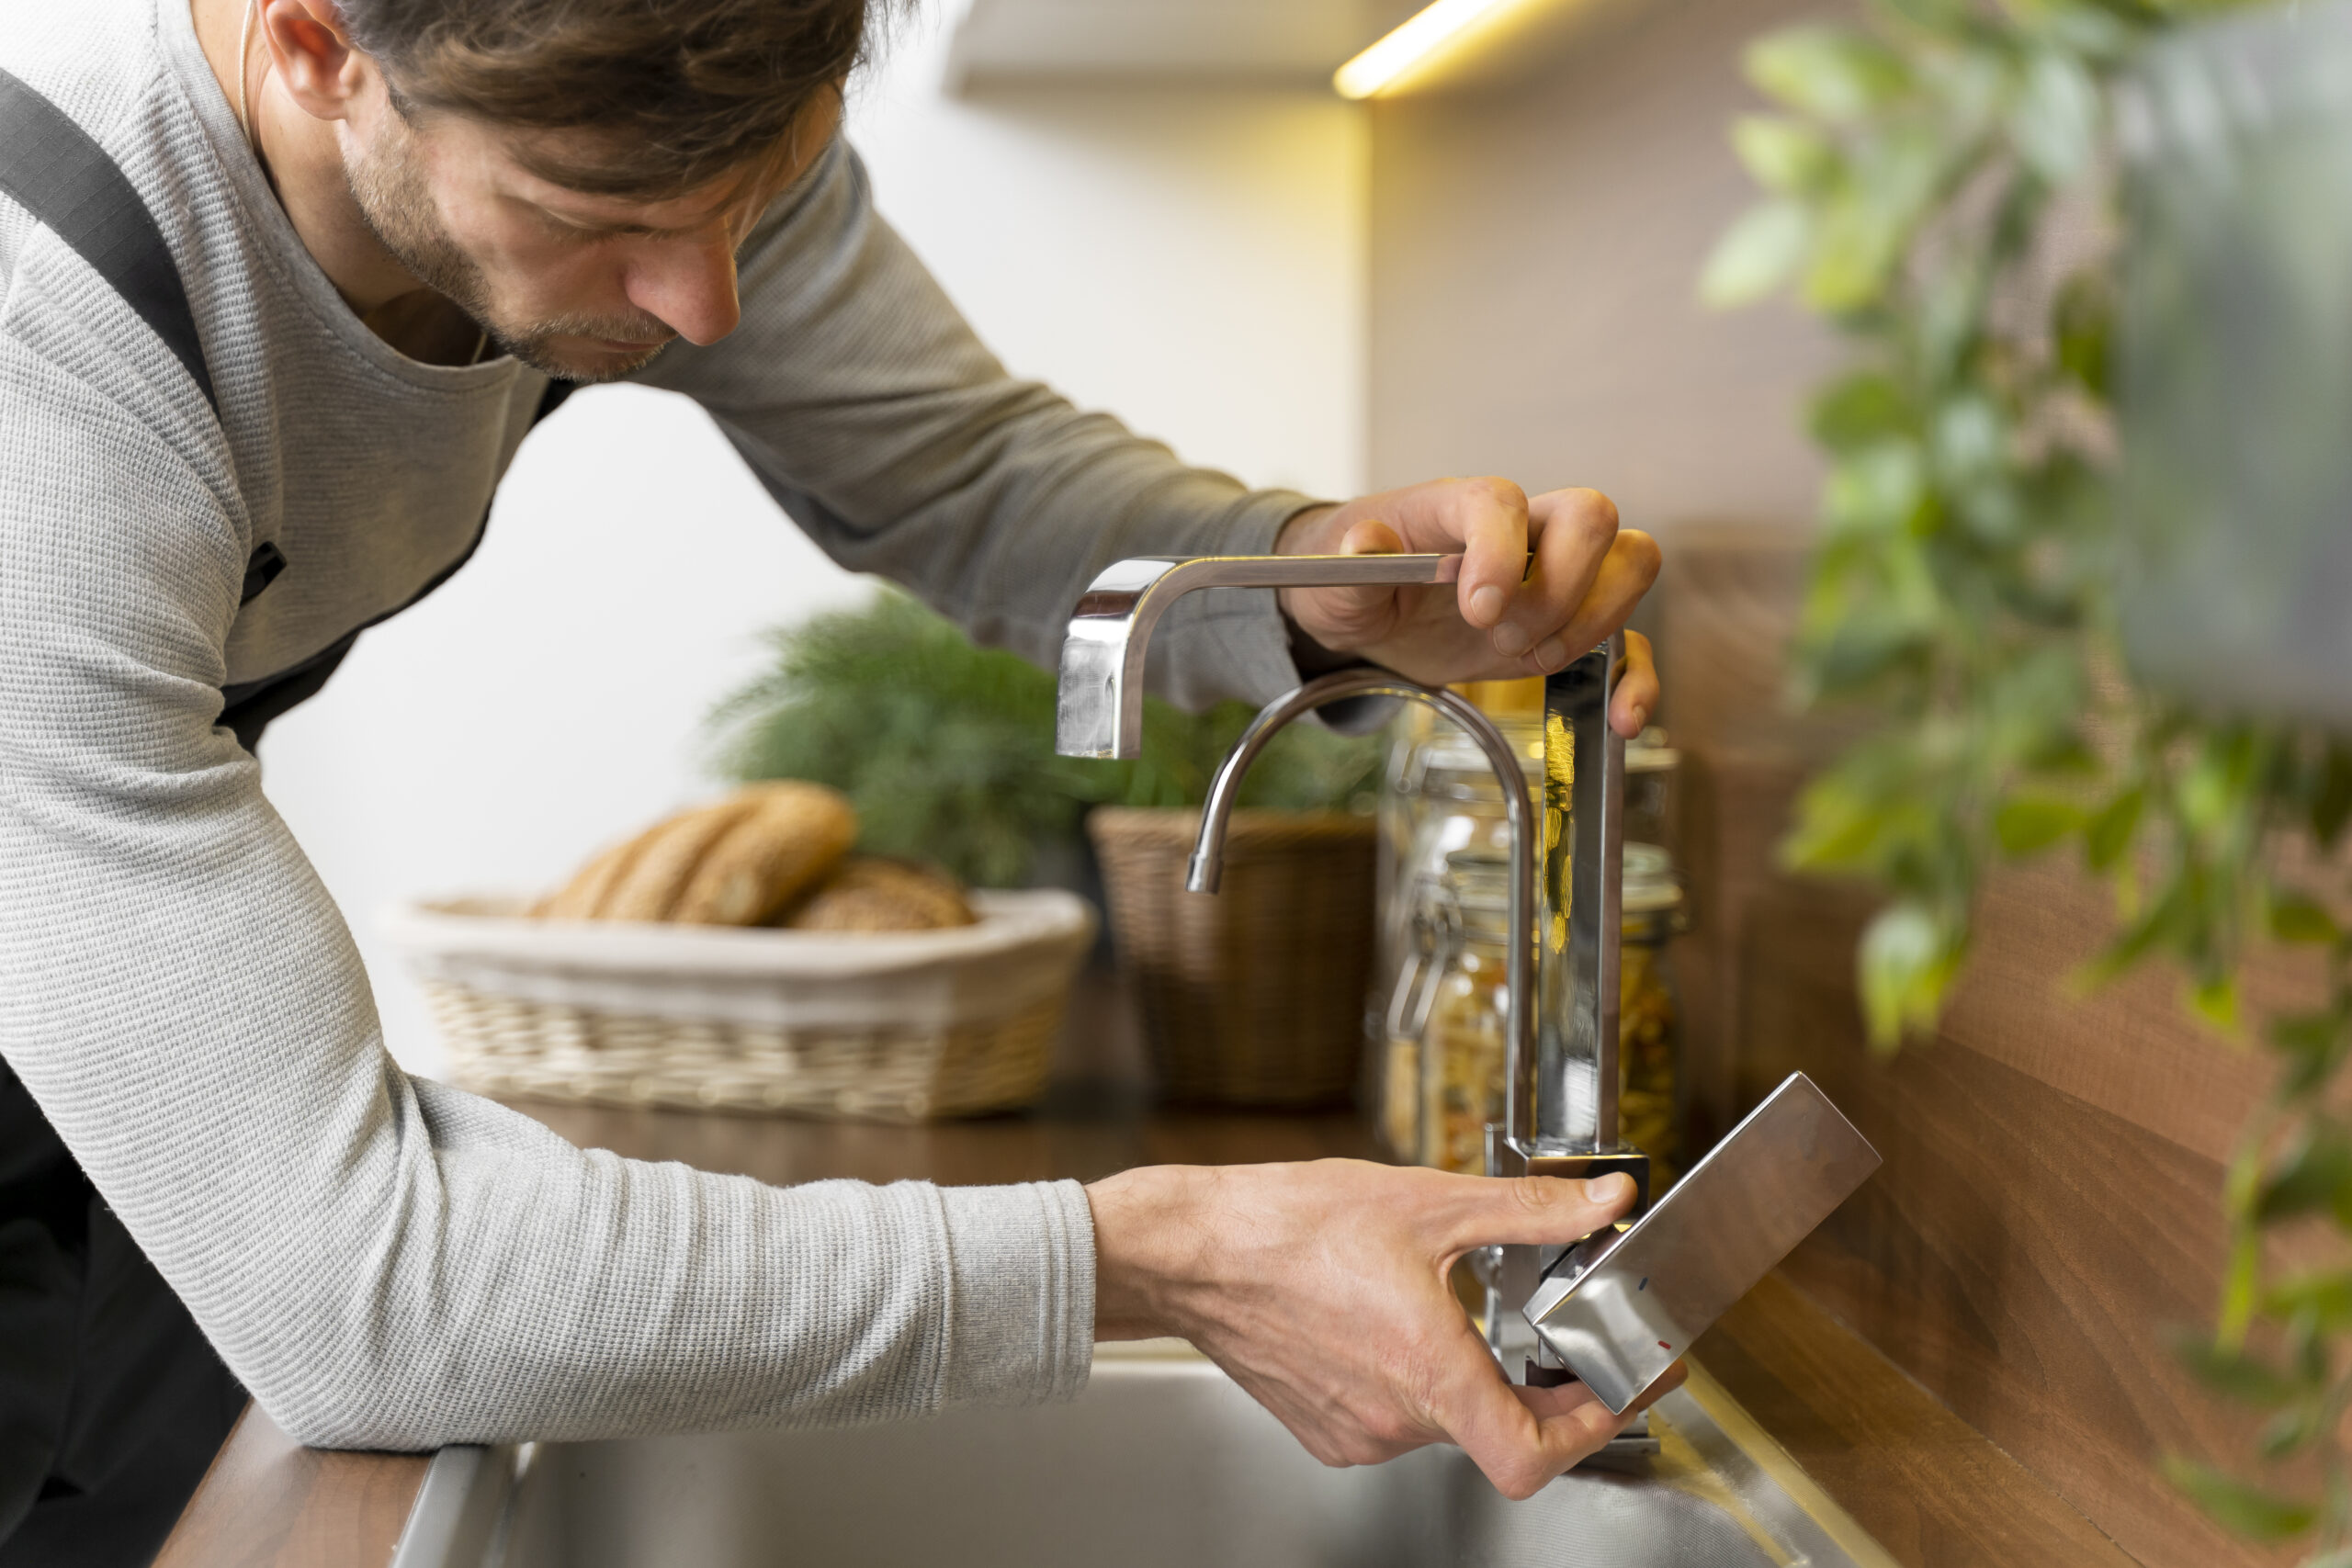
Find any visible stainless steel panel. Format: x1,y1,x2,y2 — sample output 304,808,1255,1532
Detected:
1525,1072,1882,1413
1529,638,1626,1150
434,1349,1883,1568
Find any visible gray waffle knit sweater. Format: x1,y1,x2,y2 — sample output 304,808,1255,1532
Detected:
0,0,1320,1449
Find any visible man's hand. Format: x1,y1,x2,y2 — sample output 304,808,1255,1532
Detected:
1086,1160,1684,1499
1275,479,1661,738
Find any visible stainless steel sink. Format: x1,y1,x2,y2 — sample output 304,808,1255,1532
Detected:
389,1344,1893,1568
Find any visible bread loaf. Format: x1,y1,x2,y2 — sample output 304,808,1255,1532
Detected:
671,783,858,926
783,856,977,932
539,783,856,926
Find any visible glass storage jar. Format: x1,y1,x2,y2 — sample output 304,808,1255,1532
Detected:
1616,841,1687,1176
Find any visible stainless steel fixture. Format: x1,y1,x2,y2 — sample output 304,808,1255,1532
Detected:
390,1344,1894,1568
1522,1073,1882,1412
1054,552,1465,760
1058,553,1645,1385
1063,552,1882,1415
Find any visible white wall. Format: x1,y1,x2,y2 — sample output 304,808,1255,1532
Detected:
1366,0,1839,528
260,0,1369,1074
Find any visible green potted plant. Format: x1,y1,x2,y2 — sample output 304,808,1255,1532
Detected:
1708,0,2352,1548
708,589,1383,1105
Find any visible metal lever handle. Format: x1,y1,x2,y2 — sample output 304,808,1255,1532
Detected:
1055,553,1467,760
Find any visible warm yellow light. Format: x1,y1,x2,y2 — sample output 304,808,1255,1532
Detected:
1333,0,1527,99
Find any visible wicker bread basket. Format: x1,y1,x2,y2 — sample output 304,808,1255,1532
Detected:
382,890,1095,1122
1087,807,1377,1107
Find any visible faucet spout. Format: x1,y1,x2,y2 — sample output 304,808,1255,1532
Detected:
1055,554,1641,1389
1183,671,1538,1121
1054,553,1464,760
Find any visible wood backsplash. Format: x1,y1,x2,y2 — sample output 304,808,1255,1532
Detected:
1659,528,2306,1568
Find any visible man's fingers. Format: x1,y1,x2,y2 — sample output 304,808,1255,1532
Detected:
1440,1172,1637,1258
1491,490,1619,665
1447,479,1533,629
1341,517,1408,558
1437,1337,1626,1499
1612,629,1657,739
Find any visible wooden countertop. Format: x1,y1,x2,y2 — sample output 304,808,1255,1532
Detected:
157,1088,2132,1568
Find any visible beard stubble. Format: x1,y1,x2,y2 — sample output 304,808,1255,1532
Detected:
342,118,676,384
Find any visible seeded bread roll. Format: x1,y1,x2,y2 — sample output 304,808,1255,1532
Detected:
784,856,976,932
670,783,858,926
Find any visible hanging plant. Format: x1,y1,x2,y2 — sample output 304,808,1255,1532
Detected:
1707,0,2352,1548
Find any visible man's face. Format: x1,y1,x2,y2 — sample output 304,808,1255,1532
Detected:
340,88,842,382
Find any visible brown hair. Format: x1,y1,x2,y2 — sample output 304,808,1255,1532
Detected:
339,0,889,197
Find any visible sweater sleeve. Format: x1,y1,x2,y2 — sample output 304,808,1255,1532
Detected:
0,331,1094,1450
633,139,1325,714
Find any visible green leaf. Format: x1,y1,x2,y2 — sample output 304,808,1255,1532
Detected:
2267,893,2340,945
1701,200,1811,308
2051,272,2111,395
2189,975,2240,1035
2254,1124,2352,1228
2161,1458,2317,1541
1730,115,1840,195
1930,393,2008,485
1995,795,2082,857
1823,443,1928,536
2311,743,2352,849
1809,372,1913,451
2169,1333,2304,1408
2008,50,2100,184
1858,902,1962,1048
2256,1401,2326,1460
2077,878,2189,988
2269,1010,2350,1098
2084,787,2143,873
1747,26,1912,123
2264,1271,2352,1331
1803,144,1933,313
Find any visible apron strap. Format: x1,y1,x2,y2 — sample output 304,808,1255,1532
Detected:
0,67,216,411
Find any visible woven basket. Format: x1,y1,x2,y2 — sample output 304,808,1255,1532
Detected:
1088,807,1377,1107
382,890,1095,1122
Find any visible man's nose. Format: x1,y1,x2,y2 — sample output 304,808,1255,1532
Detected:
624,232,741,346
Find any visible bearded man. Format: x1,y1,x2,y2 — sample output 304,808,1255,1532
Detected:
0,2,1663,1562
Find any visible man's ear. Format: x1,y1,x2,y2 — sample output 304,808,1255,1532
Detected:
259,0,375,123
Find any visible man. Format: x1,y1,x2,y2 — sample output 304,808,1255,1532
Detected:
0,0,1666,1560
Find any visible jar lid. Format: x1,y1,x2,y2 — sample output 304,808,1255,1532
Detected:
1623,840,1684,913
1442,843,1683,914
1627,727,1680,774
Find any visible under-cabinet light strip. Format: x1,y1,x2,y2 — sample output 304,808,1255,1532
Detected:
1332,0,1525,99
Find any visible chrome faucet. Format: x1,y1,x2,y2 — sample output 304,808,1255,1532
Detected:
1055,553,1465,760
1053,553,1645,1389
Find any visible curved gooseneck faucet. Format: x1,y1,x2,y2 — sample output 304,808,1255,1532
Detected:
1183,668,1539,1145
1054,552,1642,1383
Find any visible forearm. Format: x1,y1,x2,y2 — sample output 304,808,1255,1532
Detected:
644,141,1330,712
0,782,1097,1447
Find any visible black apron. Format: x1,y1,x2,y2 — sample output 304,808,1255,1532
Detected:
0,68,571,1565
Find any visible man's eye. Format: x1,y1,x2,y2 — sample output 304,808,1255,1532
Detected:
538,213,622,243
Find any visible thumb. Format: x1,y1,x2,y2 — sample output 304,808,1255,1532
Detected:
1442,1172,1636,1257
1310,517,1409,625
